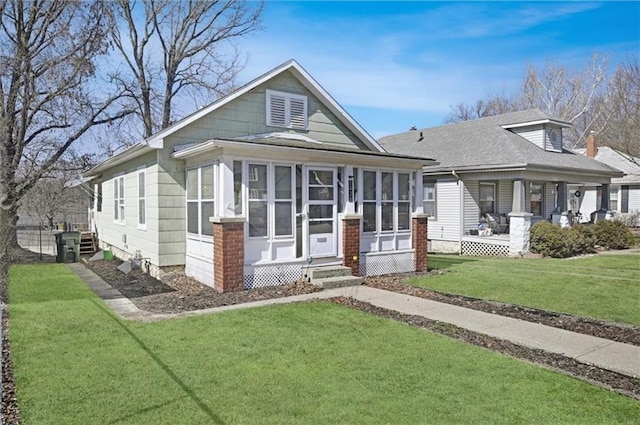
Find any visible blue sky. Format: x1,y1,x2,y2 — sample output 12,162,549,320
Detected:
236,1,640,138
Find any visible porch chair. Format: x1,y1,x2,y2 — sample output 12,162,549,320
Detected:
484,213,509,234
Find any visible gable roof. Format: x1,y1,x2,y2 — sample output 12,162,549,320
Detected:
146,59,384,152
379,109,621,177
575,146,640,184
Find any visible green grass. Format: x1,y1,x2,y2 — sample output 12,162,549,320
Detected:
9,264,640,424
415,254,640,326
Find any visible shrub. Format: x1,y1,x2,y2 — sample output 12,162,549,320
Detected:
530,221,596,258
591,220,635,250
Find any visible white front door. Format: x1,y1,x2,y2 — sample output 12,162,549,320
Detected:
306,167,337,258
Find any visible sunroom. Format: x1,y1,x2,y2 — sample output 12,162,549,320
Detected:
173,134,434,292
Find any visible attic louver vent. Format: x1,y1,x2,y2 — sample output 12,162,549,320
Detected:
266,89,308,130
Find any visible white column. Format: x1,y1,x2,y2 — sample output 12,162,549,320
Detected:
512,179,526,213
217,157,236,217
508,212,532,256
414,170,424,214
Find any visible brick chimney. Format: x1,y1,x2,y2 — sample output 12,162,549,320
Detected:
586,132,598,158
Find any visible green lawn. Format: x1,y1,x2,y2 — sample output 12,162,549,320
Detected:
415,254,640,326
9,264,640,424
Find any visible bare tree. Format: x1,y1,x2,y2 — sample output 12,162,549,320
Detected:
20,173,89,230
599,55,640,160
445,97,516,123
0,0,133,265
108,0,263,138
516,54,609,149
444,54,611,149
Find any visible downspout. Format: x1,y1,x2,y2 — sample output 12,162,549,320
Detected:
452,170,463,255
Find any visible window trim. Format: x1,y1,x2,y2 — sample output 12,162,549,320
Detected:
113,174,125,225
479,181,497,216
423,181,437,219
360,169,412,235
266,89,308,130
186,163,216,239
529,181,544,218
137,167,147,230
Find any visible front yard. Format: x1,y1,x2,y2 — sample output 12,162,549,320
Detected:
8,263,640,424
412,254,640,326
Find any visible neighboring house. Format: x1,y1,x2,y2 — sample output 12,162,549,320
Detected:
379,110,623,256
84,60,436,292
573,136,640,226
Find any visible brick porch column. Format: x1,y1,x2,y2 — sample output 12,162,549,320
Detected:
413,214,428,272
211,217,245,293
341,214,361,276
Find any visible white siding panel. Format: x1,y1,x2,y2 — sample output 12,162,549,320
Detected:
512,125,544,149
628,185,640,212
428,179,460,241
463,181,479,234
498,180,512,214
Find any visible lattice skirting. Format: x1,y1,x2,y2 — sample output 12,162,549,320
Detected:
461,241,509,257
243,263,304,290
359,251,415,276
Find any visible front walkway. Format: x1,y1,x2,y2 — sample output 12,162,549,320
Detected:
69,263,640,379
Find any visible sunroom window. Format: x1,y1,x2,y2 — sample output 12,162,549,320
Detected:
361,170,412,233
187,165,215,237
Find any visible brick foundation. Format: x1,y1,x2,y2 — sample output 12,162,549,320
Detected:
341,215,361,276
212,217,245,293
413,214,428,272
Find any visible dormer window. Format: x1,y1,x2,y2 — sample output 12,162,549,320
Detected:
266,89,308,130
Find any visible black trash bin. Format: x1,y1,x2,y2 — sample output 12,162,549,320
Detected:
55,231,81,263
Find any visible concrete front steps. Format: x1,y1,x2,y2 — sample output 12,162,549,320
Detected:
308,266,362,289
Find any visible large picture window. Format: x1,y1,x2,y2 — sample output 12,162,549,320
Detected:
113,175,125,223
479,182,496,215
187,165,215,237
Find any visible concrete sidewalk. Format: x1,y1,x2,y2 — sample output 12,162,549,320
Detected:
69,264,640,379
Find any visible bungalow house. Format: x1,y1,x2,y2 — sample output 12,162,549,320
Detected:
379,110,623,256
573,135,640,226
84,60,436,292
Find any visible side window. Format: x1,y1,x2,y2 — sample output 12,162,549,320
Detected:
113,175,125,223
479,182,496,215
423,182,436,218
529,182,544,217
137,169,146,228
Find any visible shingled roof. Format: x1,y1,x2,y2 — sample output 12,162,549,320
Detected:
379,109,620,176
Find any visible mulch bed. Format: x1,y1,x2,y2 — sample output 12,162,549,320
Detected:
82,259,321,314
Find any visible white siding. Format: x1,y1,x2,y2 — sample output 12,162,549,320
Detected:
629,185,640,213
497,180,512,214
428,179,460,241
463,181,479,234
511,124,544,149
